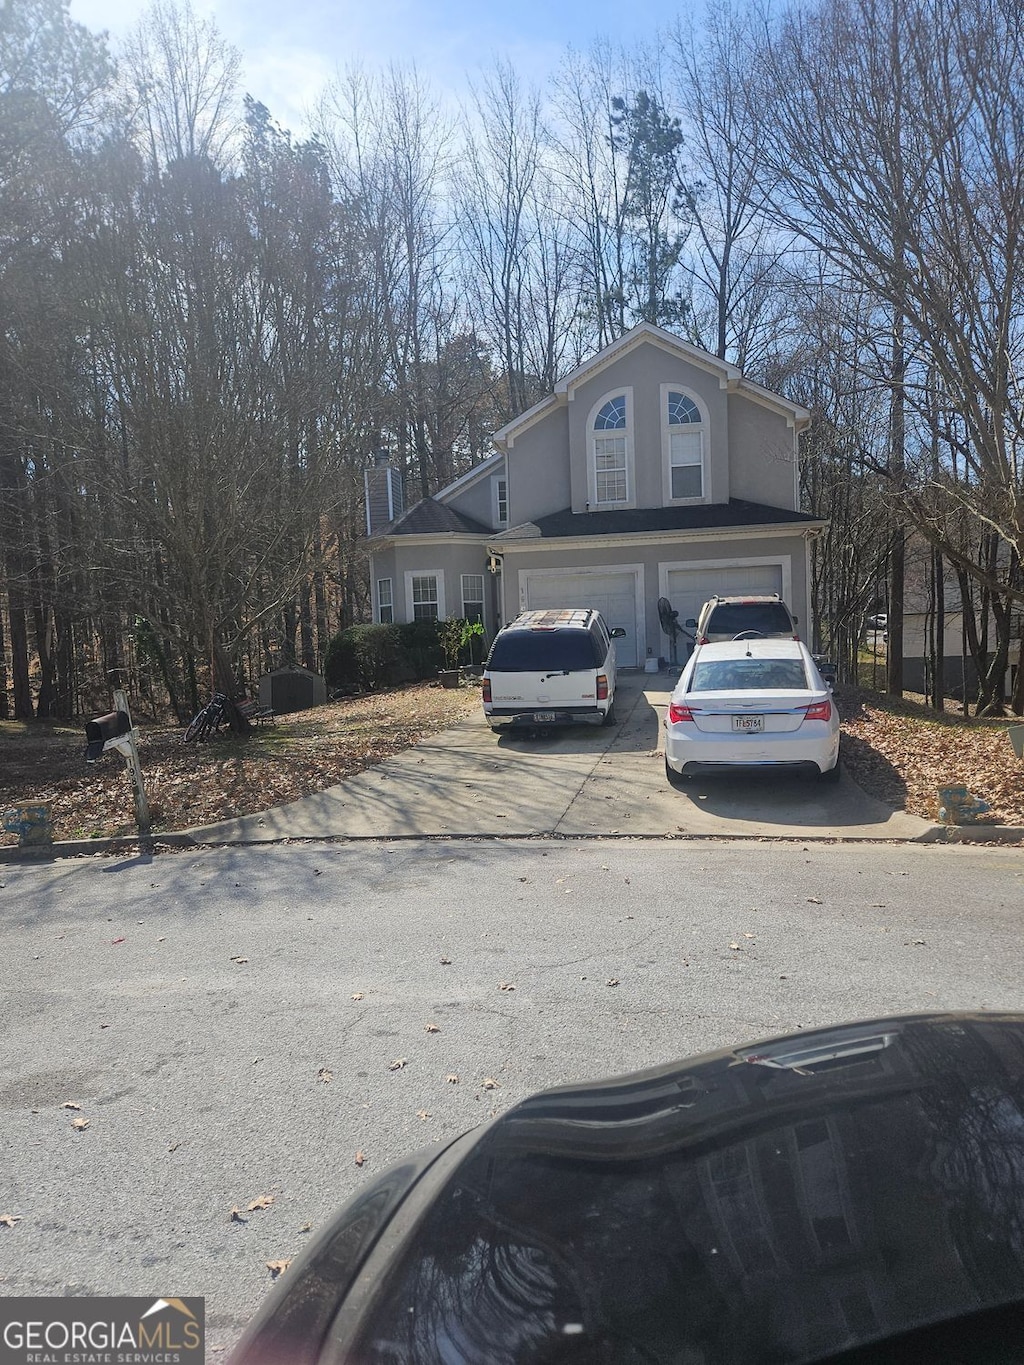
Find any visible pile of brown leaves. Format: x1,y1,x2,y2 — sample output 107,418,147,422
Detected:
838,688,1024,825
0,683,479,845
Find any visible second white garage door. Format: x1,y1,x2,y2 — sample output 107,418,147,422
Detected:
522,569,640,666
663,562,786,637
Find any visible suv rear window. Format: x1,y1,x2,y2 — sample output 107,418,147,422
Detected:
704,603,794,636
487,630,600,672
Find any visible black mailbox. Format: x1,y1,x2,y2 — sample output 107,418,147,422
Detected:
84,710,131,762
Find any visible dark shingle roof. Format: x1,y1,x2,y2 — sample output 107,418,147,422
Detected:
382,497,491,536
494,499,824,541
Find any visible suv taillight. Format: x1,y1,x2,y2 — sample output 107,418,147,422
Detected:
668,701,695,723
802,699,831,723
596,674,609,701
698,635,709,645
482,677,491,704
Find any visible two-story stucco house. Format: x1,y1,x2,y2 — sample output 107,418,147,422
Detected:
365,323,824,667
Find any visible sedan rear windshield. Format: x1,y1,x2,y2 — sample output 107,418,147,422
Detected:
690,658,808,691
487,630,599,672
705,603,794,635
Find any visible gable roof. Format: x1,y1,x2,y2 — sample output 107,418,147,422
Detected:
493,499,825,542
434,450,505,504
491,323,811,449
377,497,491,537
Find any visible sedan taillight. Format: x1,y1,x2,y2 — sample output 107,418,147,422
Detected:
482,677,491,704
668,701,695,723
802,699,832,723
596,674,609,701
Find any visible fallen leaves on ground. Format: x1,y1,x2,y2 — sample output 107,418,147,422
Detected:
0,683,480,844
388,1058,408,1071
354,1151,366,1167
0,1215,21,1228
316,1068,333,1084
424,1023,441,1033
71,1116,90,1131
247,1195,275,1211
838,686,1024,824
60,1101,81,1110
266,1260,291,1279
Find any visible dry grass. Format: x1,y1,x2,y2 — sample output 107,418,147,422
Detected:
0,682,480,845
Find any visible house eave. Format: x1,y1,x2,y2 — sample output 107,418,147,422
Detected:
486,521,827,554
557,324,744,401
370,531,491,550
434,450,506,502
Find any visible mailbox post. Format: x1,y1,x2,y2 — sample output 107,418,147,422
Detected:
84,689,151,839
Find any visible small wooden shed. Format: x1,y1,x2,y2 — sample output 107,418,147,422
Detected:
258,663,327,714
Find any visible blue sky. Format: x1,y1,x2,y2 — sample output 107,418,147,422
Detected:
69,0,683,134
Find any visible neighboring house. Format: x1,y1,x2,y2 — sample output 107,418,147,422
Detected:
902,580,1022,701
366,323,824,667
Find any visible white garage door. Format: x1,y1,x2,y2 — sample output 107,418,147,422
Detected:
523,570,640,666
664,563,784,636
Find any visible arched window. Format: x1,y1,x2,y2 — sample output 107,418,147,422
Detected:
591,394,630,505
666,389,705,500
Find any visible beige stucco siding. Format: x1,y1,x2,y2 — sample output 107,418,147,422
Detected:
504,408,571,524
371,539,494,631
443,458,506,528
727,396,798,509
566,340,730,511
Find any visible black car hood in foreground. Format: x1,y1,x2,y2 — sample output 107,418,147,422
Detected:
233,1013,1024,1364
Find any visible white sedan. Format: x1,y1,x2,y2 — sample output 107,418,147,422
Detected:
664,639,841,784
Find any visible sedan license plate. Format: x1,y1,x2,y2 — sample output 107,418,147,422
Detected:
533,712,556,723
732,714,764,733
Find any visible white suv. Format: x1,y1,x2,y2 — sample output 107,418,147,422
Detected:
686,593,799,645
482,609,626,732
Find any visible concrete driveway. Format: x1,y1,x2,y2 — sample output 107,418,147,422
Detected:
187,673,935,844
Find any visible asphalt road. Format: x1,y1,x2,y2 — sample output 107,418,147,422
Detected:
1,839,1022,1352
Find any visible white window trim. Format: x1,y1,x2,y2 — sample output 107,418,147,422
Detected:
492,475,509,528
461,572,485,621
587,387,635,511
404,569,446,622
376,577,394,624
661,382,708,506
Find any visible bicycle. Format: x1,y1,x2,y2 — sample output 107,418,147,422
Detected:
183,692,231,742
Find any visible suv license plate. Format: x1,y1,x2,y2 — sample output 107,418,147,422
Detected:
533,712,556,723
732,714,764,732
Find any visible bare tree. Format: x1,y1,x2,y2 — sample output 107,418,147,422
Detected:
120,0,241,168
756,0,1024,707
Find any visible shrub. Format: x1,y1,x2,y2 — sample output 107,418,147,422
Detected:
396,620,444,678
323,624,404,692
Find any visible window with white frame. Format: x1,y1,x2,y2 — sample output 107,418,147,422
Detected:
411,574,440,621
592,394,629,504
377,578,393,624
493,476,508,527
666,390,705,500
461,573,485,623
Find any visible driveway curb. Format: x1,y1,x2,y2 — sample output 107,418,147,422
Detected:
2,824,1022,862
